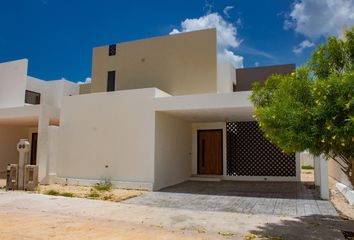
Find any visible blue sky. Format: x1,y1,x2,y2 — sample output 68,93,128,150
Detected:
1,0,353,83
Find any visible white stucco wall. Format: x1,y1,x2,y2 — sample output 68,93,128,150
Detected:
328,158,353,188
57,88,157,189
26,77,79,107
300,152,314,167
0,59,28,108
191,122,227,175
154,112,192,190
37,105,60,183
47,126,59,183
217,60,235,93
46,80,79,107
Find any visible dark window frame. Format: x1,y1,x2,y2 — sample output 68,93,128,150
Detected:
25,90,41,105
109,44,116,56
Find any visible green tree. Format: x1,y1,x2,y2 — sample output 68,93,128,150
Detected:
250,27,354,185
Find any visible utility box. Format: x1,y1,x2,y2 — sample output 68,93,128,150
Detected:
24,165,39,191
6,164,18,190
17,139,31,190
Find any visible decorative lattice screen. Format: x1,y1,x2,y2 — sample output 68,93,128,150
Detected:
226,121,296,177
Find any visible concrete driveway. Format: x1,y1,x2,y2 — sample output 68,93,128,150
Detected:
124,181,338,217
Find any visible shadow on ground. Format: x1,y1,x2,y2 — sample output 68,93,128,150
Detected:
160,180,318,199
249,215,354,240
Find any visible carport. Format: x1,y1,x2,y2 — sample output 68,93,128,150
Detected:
153,91,329,199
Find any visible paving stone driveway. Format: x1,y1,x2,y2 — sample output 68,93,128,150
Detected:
124,181,338,217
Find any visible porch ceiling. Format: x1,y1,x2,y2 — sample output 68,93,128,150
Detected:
159,107,254,122
0,105,41,127
0,116,38,127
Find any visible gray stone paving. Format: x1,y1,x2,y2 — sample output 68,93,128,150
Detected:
124,181,339,217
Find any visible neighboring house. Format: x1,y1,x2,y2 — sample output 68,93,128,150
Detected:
0,59,79,181
1,28,311,192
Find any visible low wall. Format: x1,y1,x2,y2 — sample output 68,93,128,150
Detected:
328,157,353,189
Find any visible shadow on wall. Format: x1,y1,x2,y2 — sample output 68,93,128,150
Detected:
249,215,354,240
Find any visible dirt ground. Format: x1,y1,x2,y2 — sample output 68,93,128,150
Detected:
38,184,146,202
329,177,354,220
300,169,315,182
0,210,226,240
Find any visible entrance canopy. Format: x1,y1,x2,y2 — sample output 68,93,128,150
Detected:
154,91,254,122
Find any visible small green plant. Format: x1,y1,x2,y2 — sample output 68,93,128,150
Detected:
94,178,113,191
60,192,74,197
87,189,100,199
45,189,59,196
302,165,314,170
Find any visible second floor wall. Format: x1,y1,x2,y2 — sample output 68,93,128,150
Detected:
91,29,218,96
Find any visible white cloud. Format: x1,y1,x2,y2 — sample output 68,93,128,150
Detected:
78,77,91,84
170,12,243,68
223,49,243,68
293,40,315,54
223,6,234,18
285,0,354,39
254,62,260,67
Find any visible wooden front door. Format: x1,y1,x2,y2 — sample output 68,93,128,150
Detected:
30,133,38,165
198,130,223,175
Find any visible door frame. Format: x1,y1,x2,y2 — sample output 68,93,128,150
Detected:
30,132,38,165
197,129,223,175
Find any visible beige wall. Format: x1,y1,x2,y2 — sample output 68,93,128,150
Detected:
154,112,192,190
91,29,217,96
0,126,29,178
79,83,91,94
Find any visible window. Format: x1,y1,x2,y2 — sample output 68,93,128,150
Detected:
25,90,41,105
107,71,116,92
109,44,116,56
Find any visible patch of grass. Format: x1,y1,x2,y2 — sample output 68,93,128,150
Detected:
60,192,74,197
87,189,100,199
302,165,314,170
94,178,112,192
45,189,59,196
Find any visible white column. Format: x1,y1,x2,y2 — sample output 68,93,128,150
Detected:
314,155,321,186
295,152,301,181
319,155,329,200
